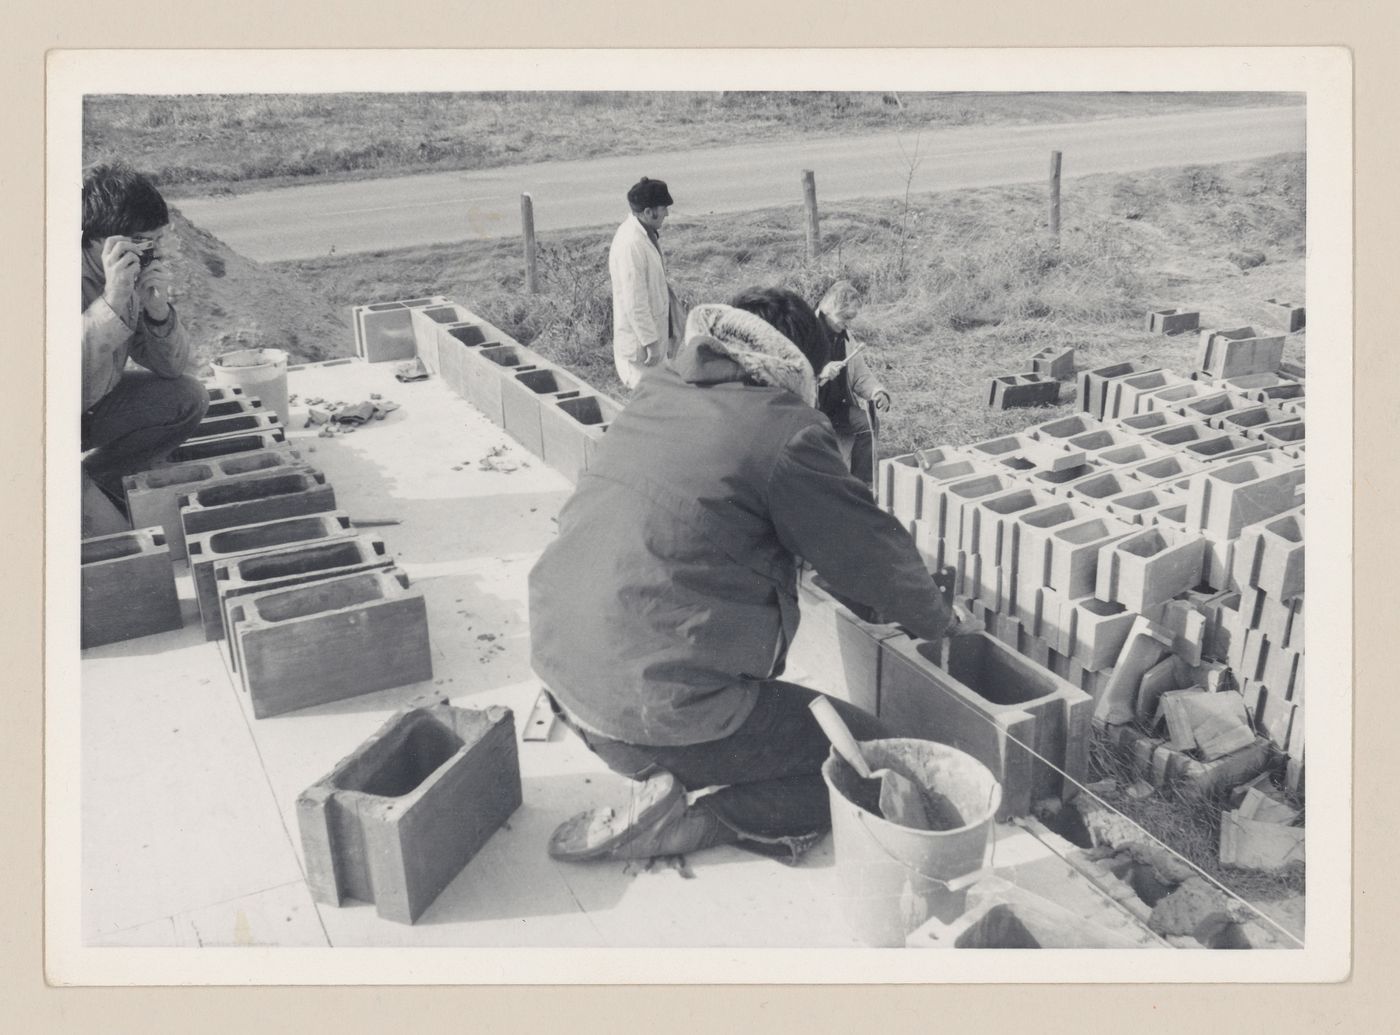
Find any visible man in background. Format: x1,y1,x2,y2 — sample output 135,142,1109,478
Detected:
608,176,681,389
81,162,208,530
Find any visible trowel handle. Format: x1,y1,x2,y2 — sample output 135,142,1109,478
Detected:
809,698,873,780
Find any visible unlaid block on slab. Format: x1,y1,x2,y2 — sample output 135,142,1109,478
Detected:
124,448,308,560
81,527,182,649
298,704,521,923
178,469,335,542
215,534,394,674
231,567,432,718
159,429,291,466
186,511,356,640
186,410,283,445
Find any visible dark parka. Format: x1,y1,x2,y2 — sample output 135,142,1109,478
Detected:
528,304,950,747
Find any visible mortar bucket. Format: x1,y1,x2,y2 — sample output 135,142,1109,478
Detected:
212,348,290,428
821,738,1001,947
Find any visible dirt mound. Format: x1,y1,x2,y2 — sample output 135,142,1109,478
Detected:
165,207,352,371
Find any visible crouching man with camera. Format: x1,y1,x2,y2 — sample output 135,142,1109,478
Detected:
81,163,208,530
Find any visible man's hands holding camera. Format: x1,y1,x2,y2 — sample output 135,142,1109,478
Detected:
101,227,177,324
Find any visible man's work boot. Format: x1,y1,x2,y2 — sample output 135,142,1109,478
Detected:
548,772,740,862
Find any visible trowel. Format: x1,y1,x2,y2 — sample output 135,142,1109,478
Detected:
809,697,932,830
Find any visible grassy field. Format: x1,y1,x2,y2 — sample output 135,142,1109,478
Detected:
84,91,1302,197
279,154,1305,458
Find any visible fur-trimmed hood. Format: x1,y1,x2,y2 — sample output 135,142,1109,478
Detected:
670,303,818,407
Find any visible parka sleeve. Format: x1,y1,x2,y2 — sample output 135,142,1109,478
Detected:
127,305,193,380
767,420,951,641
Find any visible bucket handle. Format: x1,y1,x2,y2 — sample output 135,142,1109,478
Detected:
853,804,999,893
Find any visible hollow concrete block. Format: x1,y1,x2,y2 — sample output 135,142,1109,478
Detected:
936,473,1017,555
1222,372,1305,405
232,568,432,718
1111,370,1191,418
1010,500,1097,622
408,302,472,375
539,393,620,484
81,527,182,648
179,469,335,542
1146,308,1200,335
1080,363,1160,421
352,296,450,363
787,571,902,714
499,366,586,459
186,511,356,640
124,448,308,561
216,534,394,674
1197,330,1286,380
462,343,546,427
437,321,493,398
1233,510,1305,601
1111,409,1193,439
160,429,291,466
1185,457,1305,540
187,410,282,447
1029,345,1076,381
1096,526,1207,613
1093,615,1175,724
297,704,521,923
1263,298,1305,333
1047,515,1135,600
987,373,1059,409
911,457,999,539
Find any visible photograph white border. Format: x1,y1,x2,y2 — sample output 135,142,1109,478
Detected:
45,46,1352,985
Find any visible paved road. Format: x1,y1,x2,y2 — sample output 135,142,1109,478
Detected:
178,105,1306,263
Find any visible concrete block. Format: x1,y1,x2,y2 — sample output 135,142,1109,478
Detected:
1185,457,1305,540
231,568,432,718
1078,362,1160,420
1151,501,1191,533
499,366,586,458
187,409,282,446
1142,381,1223,417
878,632,1089,818
1146,308,1200,335
1181,391,1247,425
81,527,182,648
1218,404,1290,437
1120,453,1205,488
1095,722,1272,800
988,372,1059,409
1260,419,1306,456
460,343,546,426
203,385,246,404
1112,409,1193,438
1030,345,1076,381
1011,500,1097,621
788,572,902,713
1061,597,1136,671
1286,596,1305,650
352,296,450,363
1222,372,1305,405
1096,526,1207,613
1060,468,1132,503
968,486,1056,569
1219,811,1304,872
297,704,521,923
160,429,291,465
178,469,335,542
538,393,620,483
1197,329,1286,379
1233,510,1305,601
216,534,395,674
1075,440,1166,470
1101,486,1178,525
1093,615,1175,723
1047,515,1135,599
1159,599,1207,666
910,520,945,575
1198,532,1237,593
1111,370,1191,418
1181,431,1269,465
187,511,356,640
1029,413,1104,444
203,396,265,420
935,473,1017,554
915,458,1001,538
408,302,472,374
124,448,308,561
1024,461,1103,493
1262,299,1305,332
1064,427,1140,459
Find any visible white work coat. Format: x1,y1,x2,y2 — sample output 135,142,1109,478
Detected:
608,214,671,389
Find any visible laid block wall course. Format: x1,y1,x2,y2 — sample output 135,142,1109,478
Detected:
159,430,291,466
187,411,283,444
539,393,621,483
352,295,449,363
297,704,520,923
461,343,546,426
178,469,335,541
81,527,182,648
787,571,902,714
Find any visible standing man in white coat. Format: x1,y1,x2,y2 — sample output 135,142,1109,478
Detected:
609,177,678,389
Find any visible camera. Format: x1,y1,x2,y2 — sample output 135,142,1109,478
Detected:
137,245,157,268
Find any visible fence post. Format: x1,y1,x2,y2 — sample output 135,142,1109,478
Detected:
521,192,539,293
802,170,820,260
1049,150,1062,237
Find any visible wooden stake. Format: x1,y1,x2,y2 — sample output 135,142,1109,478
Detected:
802,169,820,260
521,192,539,293
1049,150,1062,236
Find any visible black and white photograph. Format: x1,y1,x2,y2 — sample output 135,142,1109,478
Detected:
44,48,1353,984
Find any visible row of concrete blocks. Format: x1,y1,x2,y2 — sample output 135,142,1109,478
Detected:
786,573,1089,821
353,295,621,484
1079,360,1305,423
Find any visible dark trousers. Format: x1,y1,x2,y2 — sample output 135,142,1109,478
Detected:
834,406,877,489
81,372,209,505
552,681,891,842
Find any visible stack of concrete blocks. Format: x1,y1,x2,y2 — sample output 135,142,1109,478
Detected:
297,704,522,924
391,297,625,486
869,360,1307,803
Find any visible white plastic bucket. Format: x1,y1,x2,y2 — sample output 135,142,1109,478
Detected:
212,348,290,428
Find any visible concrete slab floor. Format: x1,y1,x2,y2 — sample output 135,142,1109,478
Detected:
81,360,1156,949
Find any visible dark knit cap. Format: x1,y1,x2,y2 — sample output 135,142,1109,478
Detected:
627,176,673,209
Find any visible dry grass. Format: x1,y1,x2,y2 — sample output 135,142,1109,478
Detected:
282,154,1306,455
84,91,1301,197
